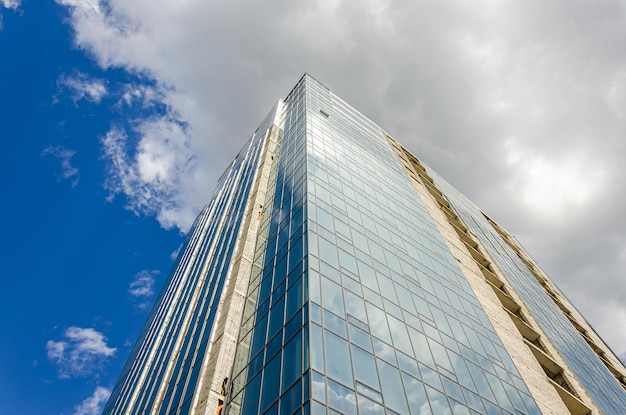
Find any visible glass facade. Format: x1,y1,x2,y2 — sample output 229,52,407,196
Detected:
105,74,626,415
227,76,543,415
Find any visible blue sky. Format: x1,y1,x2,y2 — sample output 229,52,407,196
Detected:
2,1,626,414
0,3,184,414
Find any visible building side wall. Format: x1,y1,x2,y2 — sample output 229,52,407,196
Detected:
485,219,626,396
425,163,626,414
194,121,284,415
385,137,578,415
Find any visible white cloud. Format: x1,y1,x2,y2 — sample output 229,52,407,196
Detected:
58,71,107,104
607,68,626,119
55,0,626,358
100,118,199,231
72,386,111,415
46,339,67,361
129,269,157,298
119,83,161,108
46,327,116,378
503,140,607,220
169,244,182,261
0,0,20,9
129,269,159,309
41,145,80,188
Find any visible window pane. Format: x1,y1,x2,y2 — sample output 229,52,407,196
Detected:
312,371,326,403
280,378,302,415
348,325,372,352
323,310,347,338
261,353,282,412
324,330,353,387
357,395,384,415
376,359,409,414
282,330,302,392
351,345,379,390
344,290,366,322
310,324,324,372
268,296,285,339
241,372,261,415
286,277,303,320
326,378,356,415
365,303,391,344
401,372,428,415
425,385,452,415
388,315,413,357
321,277,344,315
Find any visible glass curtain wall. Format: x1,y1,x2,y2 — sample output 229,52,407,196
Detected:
227,75,544,415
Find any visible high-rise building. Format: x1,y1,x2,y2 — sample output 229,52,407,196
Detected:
103,74,626,415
